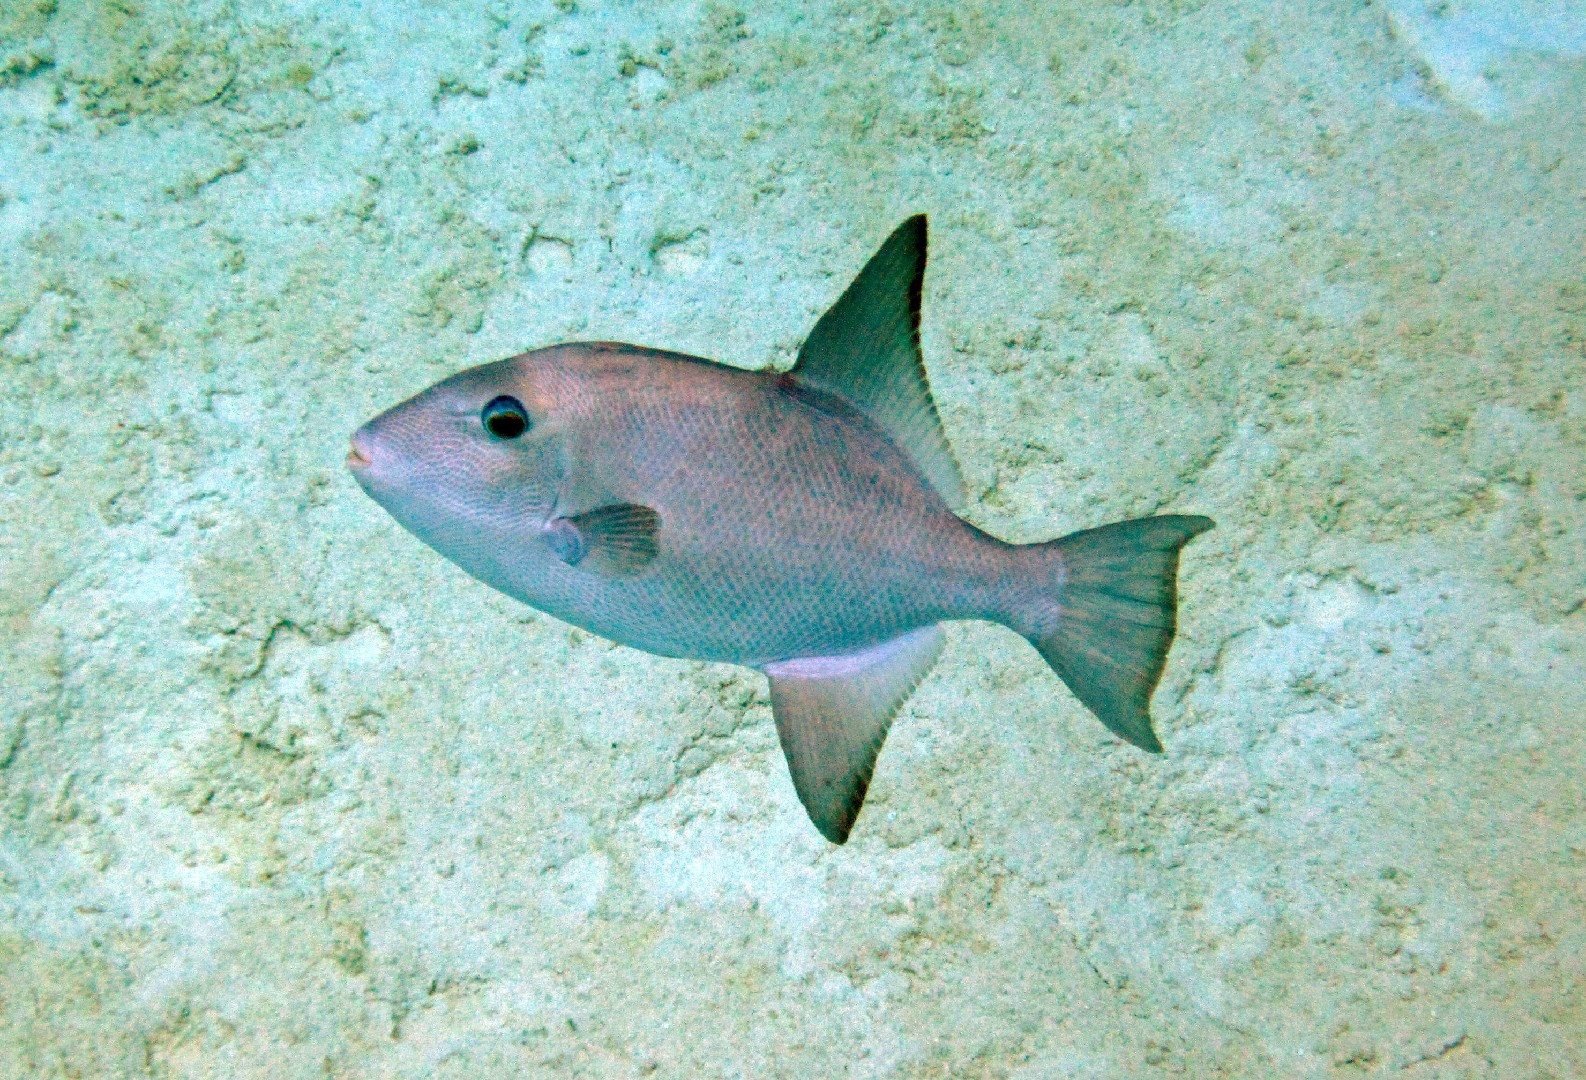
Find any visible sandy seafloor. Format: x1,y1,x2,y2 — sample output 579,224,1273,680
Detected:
1,0,1583,1075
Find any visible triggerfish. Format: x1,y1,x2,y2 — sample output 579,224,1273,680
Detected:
349,217,1213,843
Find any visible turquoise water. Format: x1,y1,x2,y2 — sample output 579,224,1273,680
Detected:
1,1,1582,1075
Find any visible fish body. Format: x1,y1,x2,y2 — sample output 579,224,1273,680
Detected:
362,342,1015,667
351,217,1213,842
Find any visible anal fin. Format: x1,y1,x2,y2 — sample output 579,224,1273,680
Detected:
761,625,943,844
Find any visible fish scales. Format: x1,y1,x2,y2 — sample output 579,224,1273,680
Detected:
547,346,1011,661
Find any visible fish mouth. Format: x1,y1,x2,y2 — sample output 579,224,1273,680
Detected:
346,429,375,472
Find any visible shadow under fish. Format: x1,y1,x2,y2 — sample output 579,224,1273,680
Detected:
349,217,1214,844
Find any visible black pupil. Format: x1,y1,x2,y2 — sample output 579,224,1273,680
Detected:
483,396,528,439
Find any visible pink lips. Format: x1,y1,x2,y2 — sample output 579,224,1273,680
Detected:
346,431,374,471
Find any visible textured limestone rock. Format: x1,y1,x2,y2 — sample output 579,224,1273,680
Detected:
1,0,1582,1076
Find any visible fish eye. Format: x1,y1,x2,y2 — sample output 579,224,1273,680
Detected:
481,395,529,439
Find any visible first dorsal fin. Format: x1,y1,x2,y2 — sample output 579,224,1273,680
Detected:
791,216,967,512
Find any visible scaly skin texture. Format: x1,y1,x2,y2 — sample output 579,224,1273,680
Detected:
351,341,1039,667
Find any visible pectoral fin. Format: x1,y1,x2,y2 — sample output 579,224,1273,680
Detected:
761,625,943,844
545,503,661,576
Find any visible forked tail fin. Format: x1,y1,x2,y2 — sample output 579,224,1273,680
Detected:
1021,515,1214,752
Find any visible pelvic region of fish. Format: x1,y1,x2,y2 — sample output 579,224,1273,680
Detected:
349,216,1214,844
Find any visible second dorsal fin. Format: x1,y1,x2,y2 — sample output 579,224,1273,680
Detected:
791,216,967,512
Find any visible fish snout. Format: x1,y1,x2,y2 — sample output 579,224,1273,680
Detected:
346,427,377,473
